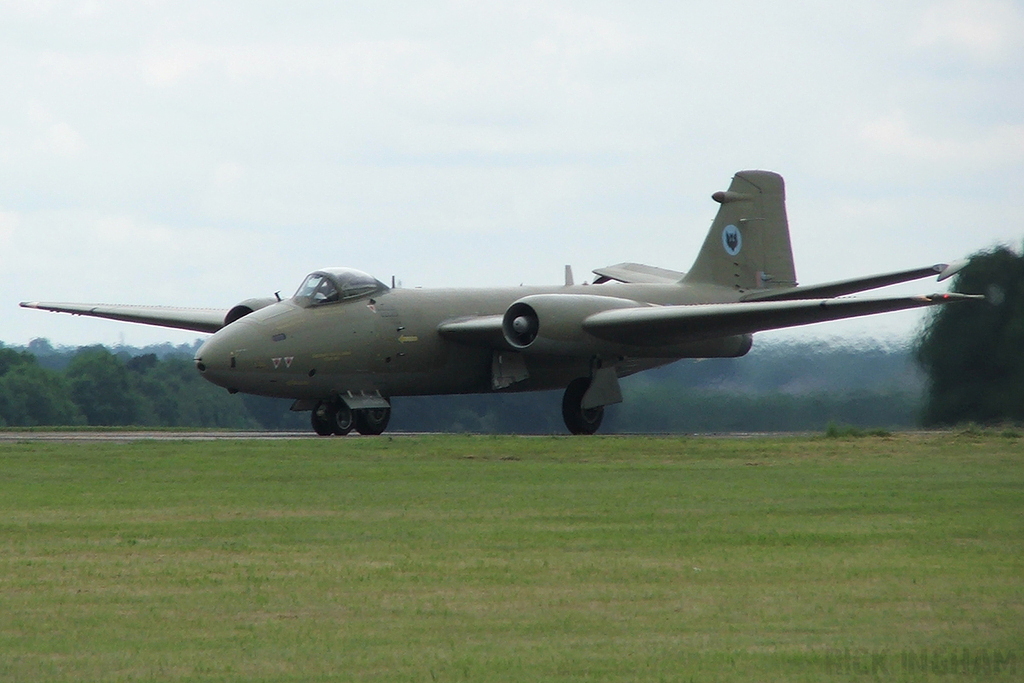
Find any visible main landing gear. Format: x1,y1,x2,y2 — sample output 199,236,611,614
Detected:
562,377,604,435
354,407,391,436
311,400,390,436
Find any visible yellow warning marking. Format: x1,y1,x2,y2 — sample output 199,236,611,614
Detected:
398,335,419,343
312,352,351,360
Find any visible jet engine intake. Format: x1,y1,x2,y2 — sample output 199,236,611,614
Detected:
224,297,279,326
502,302,540,348
501,294,643,355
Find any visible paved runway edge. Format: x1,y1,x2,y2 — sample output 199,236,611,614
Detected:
0,431,316,442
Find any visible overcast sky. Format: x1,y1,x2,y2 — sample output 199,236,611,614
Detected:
2,0,1022,348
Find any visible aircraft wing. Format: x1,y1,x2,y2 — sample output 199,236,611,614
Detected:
19,301,227,334
583,293,982,346
741,262,967,302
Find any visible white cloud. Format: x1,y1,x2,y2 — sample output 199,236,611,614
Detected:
913,0,1024,63
139,43,208,86
861,112,1024,165
22,102,85,155
136,40,425,87
1,1,1022,346
212,161,243,186
0,1,57,18
43,121,84,155
0,207,17,254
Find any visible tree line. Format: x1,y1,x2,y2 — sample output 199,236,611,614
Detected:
0,340,925,432
4,242,1020,432
0,345,285,429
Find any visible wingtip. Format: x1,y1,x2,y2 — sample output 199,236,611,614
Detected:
19,301,38,309
937,259,969,282
925,292,986,303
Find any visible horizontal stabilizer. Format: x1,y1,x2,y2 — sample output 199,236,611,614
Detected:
741,263,959,302
19,301,227,334
583,293,983,346
592,262,686,284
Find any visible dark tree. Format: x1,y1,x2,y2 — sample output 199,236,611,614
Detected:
241,394,306,430
65,346,154,425
0,349,85,426
917,246,1024,425
137,356,258,428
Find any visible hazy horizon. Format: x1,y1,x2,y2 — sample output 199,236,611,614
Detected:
3,1,1021,347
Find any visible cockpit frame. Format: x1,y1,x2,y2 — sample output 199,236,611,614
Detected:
292,268,389,307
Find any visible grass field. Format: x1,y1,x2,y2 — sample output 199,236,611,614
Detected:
0,433,1021,681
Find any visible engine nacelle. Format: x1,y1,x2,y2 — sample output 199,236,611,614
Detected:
501,294,643,355
224,297,279,326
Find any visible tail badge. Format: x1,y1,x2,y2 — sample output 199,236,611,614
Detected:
722,224,742,256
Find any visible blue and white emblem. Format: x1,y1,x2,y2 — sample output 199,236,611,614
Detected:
722,224,742,256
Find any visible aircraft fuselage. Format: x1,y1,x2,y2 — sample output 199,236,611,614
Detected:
194,282,751,401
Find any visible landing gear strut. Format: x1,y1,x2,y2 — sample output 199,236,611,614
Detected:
562,377,604,435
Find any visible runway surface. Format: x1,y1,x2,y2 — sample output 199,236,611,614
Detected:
0,431,317,442
0,430,841,442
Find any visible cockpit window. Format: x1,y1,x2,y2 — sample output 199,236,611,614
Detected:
294,274,326,300
313,277,340,303
293,268,387,306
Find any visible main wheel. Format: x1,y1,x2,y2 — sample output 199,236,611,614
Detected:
562,377,604,435
355,407,391,435
332,403,354,435
311,401,335,436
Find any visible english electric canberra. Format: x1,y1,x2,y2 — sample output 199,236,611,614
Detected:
22,171,980,435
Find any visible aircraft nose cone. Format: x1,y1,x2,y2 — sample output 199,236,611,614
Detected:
194,330,237,390
194,346,208,373
195,335,219,372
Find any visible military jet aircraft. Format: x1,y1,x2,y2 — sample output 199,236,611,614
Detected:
21,170,980,435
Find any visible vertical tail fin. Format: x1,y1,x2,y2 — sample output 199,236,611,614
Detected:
682,170,797,291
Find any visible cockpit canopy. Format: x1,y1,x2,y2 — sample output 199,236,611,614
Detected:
293,268,388,306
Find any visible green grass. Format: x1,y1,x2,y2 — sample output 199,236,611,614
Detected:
0,434,1021,681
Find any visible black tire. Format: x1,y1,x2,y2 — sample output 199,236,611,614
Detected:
332,403,354,435
355,407,391,435
562,377,603,435
311,401,335,436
